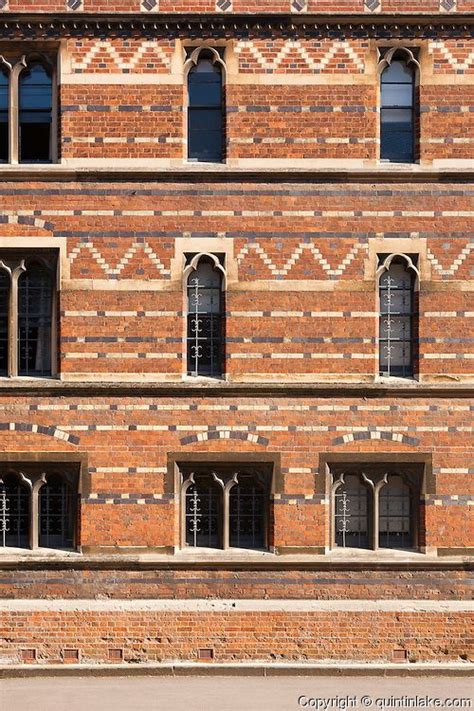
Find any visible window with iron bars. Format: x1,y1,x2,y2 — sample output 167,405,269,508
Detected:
0,252,57,378
186,255,224,378
378,254,418,378
331,466,422,552
180,465,271,551
0,467,77,551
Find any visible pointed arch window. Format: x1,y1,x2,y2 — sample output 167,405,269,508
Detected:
378,254,418,379
19,62,53,163
187,48,224,163
379,48,418,163
186,254,224,378
0,252,57,378
181,465,271,551
331,467,421,552
0,53,57,165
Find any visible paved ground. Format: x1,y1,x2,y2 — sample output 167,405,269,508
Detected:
1,674,472,711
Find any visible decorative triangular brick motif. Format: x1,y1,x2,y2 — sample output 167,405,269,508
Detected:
291,0,308,12
216,0,232,11
66,0,83,9
0,0,9,10
440,0,457,11
364,0,381,11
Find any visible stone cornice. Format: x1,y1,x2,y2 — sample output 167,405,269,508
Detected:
0,14,471,40
0,381,472,398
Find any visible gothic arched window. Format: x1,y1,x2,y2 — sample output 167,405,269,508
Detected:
379,475,413,550
334,474,370,550
19,62,53,163
186,256,224,378
229,474,266,550
0,474,30,549
380,51,417,163
39,475,74,549
185,473,222,548
18,260,54,377
378,255,417,378
187,49,224,163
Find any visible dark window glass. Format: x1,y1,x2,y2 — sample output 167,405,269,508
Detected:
229,475,266,549
0,270,8,376
19,63,52,163
379,260,415,378
39,475,74,549
187,259,223,377
188,55,223,163
0,475,30,549
380,59,415,163
335,474,370,549
379,476,412,550
18,262,53,377
0,69,8,163
185,474,222,548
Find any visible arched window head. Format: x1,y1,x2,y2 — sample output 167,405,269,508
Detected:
18,260,54,377
379,475,413,550
39,474,74,550
186,255,224,378
334,474,370,550
378,254,418,379
0,474,30,549
19,61,53,163
0,65,8,163
187,48,224,163
380,49,418,163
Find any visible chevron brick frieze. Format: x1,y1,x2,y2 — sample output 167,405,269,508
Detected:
68,240,171,278
71,40,173,73
234,39,366,73
429,41,474,73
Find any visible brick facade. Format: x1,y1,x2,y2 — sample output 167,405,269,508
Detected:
0,1,472,668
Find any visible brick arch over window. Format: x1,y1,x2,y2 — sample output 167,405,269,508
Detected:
0,422,80,445
332,431,420,447
180,431,269,447
0,215,55,233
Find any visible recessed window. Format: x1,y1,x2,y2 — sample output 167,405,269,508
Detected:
19,62,53,164
181,465,271,551
0,52,57,165
378,254,418,379
0,252,57,378
187,49,224,163
0,467,78,551
331,466,421,552
380,49,418,164
186,254,224,378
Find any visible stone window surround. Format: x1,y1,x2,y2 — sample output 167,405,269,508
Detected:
0,51,58,165
0,249,59,378
0,452,87,551
319,452,433,554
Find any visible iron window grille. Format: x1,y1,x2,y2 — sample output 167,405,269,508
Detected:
0,252,57,378
187,47,225,163
0,467,78,551
331,467,420,552
0,52,57,165
186,255,224,378
379,48,419,164
181,466,270,551
378,254,418,379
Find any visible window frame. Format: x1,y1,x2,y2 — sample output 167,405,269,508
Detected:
184,46,226,165
320,453,430,554
0,453,86,552
377,46,420,165
0,52,58,165
376,252,420,380
0,251,58,379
